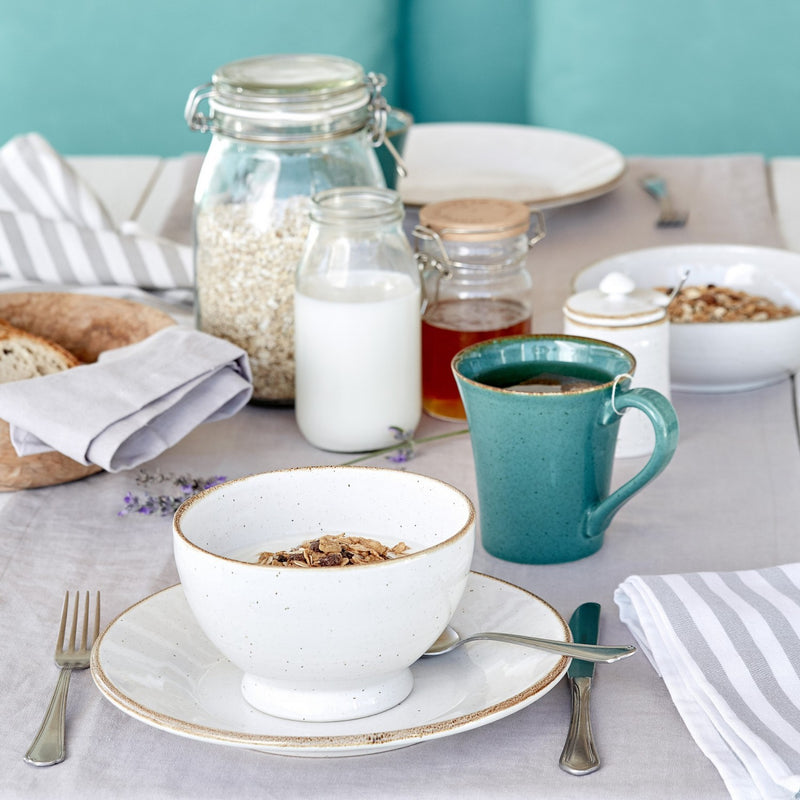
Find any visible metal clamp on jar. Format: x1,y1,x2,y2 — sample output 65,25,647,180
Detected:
414,198,545,421
185,53,404,405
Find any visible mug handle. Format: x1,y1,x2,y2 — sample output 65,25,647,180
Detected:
585,387,679,540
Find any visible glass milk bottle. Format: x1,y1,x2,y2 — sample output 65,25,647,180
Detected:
563,271,671,458
294,187,421,452
414,198,545,421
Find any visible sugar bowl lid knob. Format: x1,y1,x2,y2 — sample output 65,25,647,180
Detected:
565,271,667,325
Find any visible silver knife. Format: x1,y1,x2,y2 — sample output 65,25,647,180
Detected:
559,602,601,775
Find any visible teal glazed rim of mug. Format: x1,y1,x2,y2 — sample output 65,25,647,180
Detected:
451,334,638,394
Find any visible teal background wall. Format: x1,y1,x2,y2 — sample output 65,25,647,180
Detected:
2,0,799,157
527,0,800,157
0,0,401,156
400,0,531,126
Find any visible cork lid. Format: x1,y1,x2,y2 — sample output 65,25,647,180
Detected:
418,198,531,242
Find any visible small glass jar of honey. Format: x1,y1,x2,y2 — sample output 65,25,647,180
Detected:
414,198,545,421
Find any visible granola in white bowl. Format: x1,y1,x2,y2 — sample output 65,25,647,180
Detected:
572,244,800,392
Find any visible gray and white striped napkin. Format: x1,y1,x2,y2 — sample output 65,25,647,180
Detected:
616,565,800,800
0,133,192,289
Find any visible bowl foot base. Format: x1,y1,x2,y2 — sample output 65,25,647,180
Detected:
241,668,414,722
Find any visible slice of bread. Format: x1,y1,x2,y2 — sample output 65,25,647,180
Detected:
0,320,80,383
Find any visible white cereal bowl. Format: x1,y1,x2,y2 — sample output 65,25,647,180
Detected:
571,244,800,393
173,466,475,722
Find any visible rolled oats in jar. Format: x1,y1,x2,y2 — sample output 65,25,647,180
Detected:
186,54,392,403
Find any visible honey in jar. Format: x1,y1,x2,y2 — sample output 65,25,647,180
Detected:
415,198,545,421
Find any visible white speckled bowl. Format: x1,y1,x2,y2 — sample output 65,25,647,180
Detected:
572,244,800,393
173,466,475,722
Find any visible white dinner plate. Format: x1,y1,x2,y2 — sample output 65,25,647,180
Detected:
397,123,626,208
91,573,569,757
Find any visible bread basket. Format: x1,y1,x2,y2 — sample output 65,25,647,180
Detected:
0,292,175,490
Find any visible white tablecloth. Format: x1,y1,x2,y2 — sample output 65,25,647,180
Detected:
3,152,800,800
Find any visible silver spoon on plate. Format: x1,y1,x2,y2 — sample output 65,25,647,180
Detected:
423,625,636,663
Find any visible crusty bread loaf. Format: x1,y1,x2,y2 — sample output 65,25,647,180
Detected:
0,320,80,383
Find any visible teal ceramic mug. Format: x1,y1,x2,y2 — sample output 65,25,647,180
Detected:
452,335,679,563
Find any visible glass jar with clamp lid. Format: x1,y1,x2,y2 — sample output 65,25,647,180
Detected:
414,198,545,421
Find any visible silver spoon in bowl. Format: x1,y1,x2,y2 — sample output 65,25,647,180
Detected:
423,625,636,663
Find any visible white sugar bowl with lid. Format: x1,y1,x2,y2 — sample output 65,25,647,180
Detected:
563,271,671,458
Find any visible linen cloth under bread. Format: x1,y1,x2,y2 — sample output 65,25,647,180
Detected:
0,133,193,289
615,565,800,800
0,326,252,471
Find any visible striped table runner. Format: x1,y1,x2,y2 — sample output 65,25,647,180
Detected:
0,133,192,289
616,565,800,800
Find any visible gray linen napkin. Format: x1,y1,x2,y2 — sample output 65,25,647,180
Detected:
616,565,800,800
0,133,193,289
0,326,252,472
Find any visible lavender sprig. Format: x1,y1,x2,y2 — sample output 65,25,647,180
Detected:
118,425,469,516
118,470,226,517
385,425,416,463
339,426,469,467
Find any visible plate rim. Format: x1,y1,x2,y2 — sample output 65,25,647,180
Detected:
91,572,570,755
398,121,627,209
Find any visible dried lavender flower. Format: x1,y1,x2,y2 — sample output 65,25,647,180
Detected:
386,426,415,463
118,471,226,517
339,426,469,467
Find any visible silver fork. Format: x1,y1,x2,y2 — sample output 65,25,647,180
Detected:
24,591,101,766
640,174,689,227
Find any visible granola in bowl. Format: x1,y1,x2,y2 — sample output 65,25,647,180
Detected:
173,466,475,722
257,534,408,567
658,284,798,323
571,244,800,392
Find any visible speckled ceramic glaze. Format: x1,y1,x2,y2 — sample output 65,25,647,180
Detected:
90,573,568,757
453,335,678,564
173,466,475,722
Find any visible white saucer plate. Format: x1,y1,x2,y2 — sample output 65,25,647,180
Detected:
91,572,570,757
397,123,626,208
